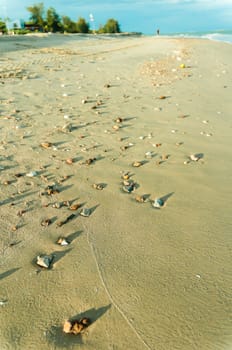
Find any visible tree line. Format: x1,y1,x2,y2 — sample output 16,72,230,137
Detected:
0,2,121,34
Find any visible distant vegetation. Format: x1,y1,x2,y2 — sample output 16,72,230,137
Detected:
0,2,121,34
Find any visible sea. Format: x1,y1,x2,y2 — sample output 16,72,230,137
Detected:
165,29,232,44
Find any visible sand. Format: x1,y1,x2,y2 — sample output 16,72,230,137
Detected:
0,34,231,350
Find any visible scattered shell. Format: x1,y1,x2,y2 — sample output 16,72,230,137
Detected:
112,125,120,131
122,183,135,193
135,195,146,203
57,237,70,246
80,208,91,217
69,203,81,211
36,255,53,268
145,151,153,159
132,161,142,167
40,142,52,149
66,158,74,165
152,198,164,208
190,154,200,161
62,123,73,133
93,183,104,190
161,154,169,161
85,158,96,165
0,300,8,306
115,117,123,123
63,318,91,335
41,218,52,227
26,170,38,177
52,202,62,209
159,96,167,100
121,172,130,180
63,321,73,334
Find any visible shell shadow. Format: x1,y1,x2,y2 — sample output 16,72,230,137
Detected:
160,192,175,204
0,267,21,280
66,230,83,243
195,153,204,160
52,248,73,265
71,304,111,324
46,304,111,348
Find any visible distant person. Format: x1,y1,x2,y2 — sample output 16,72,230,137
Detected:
156,29,160,35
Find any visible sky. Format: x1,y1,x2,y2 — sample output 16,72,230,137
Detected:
0,0,231,34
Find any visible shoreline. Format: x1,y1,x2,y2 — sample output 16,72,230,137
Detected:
0,36,231,350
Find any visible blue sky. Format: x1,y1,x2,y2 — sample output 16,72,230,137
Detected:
0,0,231,34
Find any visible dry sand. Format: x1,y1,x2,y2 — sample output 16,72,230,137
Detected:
0,34,231,350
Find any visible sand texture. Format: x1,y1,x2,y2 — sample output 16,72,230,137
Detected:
0,34,231,350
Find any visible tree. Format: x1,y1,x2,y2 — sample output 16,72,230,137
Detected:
76,17,89,33
62,16,77,33
46,7,62,32
0,20,7,33
103,18,120,33
27,2,44,29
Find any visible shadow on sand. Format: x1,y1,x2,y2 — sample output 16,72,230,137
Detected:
47,304,111,348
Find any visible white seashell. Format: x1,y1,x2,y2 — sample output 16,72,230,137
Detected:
190,154,199,161
36,255,53,268
152,198,164,208
80,208,91,217
26,171,38,177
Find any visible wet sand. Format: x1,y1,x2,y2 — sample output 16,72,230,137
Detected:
0,34,231,350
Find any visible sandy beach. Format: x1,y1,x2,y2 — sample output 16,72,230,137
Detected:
0,34,231,350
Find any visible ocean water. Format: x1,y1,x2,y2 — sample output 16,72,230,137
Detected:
166,30,232,44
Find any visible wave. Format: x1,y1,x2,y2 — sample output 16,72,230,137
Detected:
164,30,232,44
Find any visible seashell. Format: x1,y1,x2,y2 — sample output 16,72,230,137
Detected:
159,95,166,99
80,208,91,217
135,195,146,203
122,183,135,193
145,151,152,159
57,237,69,246
52,202,62,209
85,158,96,165
63,318,91,335
69,203,81,211
132,161,142,167
63,321,72,333
153,143,162,147
190,154,199,161
104,83,111,88
115,117,123,123
66,158,73,165
26,170,38,177
112,125,120,131
62,123,72,132
152,198,164,208
40,142,52,149
3,180,11,185
36,254,53,268
41,218,52,227
93,183,104,190
122,173,130,180
161,154,168,160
